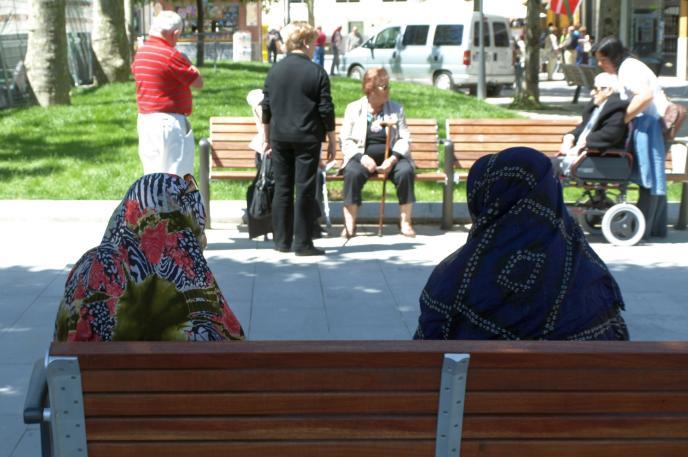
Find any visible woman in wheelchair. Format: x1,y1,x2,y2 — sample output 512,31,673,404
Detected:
554,72,629,176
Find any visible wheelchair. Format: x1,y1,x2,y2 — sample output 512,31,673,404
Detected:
560,149,646,246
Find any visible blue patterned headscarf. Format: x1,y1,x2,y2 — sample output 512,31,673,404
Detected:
414,147,628,340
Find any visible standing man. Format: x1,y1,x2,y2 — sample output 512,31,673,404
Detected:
313,26,326,67
131,11,203,177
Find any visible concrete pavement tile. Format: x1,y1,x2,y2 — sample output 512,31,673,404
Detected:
328,322,412,340
0,417,25,457
0,364,34,417
248,307,329,340
0,326,52,365
8,427,40,457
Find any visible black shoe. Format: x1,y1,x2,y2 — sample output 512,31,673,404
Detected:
274,246,291,253
295,246,325,256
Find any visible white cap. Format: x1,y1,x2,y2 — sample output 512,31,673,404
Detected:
593,72,620,92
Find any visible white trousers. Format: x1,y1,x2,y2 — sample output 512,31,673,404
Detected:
137,112,195,177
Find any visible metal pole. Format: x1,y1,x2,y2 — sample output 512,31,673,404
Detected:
478,0,486,100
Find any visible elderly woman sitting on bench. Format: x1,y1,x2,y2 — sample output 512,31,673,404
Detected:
555,72,630,176
339,67,416,238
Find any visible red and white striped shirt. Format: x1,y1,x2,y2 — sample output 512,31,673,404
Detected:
131,36,199,115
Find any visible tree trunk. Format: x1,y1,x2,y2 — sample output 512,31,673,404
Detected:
511,0,542,108
306,0,314,26
196,0,204,67
25,0,71,106
123,0,134,58
92,0,130,84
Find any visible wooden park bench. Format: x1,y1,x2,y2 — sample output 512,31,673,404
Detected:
24,340,688,457
561,64,600,103
443,118,688,229
198,117,448,228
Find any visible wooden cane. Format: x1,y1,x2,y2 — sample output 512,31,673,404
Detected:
377,123,393,237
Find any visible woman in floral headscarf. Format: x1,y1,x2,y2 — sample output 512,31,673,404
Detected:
414,147,629,341
54,173,244,342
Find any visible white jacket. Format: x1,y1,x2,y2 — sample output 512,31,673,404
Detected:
340,96,412,170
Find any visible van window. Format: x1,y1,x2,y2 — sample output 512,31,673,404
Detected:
493,22,510,47
374,27,401,49
433,24,463,46
403,25,429,46
473,21,491,47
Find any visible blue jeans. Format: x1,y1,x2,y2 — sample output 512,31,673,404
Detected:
313,46,325,67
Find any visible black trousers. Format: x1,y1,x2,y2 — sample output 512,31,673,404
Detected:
271,140,320,251
343,157,416,206
637,187,668,239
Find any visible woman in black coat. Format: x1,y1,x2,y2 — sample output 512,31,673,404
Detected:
261,22,336,256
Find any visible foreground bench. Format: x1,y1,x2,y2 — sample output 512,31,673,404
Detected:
199,117,447,228
24,341,688,457
443,118,688,229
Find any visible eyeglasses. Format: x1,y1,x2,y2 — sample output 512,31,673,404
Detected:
375,84,389,91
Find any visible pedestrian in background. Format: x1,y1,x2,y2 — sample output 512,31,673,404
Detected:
330,26,344,75
347,26,362,52
131,11,203,177
313,25,326,67
592,36,670,239
266,27,283,64
261,22,336,256
544,25,560,80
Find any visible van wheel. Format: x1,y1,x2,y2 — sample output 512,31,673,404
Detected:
486,84,503,97
434,72,453,90
348,65,365,80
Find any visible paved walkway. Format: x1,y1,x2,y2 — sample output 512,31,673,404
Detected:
2,75,688,457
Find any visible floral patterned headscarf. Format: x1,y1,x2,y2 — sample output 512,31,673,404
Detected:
55,173,244,342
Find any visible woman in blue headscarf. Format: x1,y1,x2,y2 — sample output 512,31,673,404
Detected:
414,147,629,340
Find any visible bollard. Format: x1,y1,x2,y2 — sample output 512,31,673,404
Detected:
198,138,211,229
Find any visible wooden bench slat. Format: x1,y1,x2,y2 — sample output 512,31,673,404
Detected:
88,440,435,457
84,415,688,441
84,392,439,416
83,390,688,417
80,368,441,392
452,134,570,143
55,341,688,369
462,415,688,439
211,125,260,134
210,171,257,179
85,416,438,441
460,440,688,457
450,125,580,135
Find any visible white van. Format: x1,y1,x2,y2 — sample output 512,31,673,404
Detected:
340,14,514,96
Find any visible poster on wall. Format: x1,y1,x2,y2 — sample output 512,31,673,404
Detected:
246,2,258,27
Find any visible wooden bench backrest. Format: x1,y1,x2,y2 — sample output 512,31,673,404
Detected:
50,340,688,457
208,117,440,173
446,119,580,169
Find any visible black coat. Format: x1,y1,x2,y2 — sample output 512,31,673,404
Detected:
569,93,629,151
261,53,335,144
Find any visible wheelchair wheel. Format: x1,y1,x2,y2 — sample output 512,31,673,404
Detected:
577,196,615,235
601,203,645,246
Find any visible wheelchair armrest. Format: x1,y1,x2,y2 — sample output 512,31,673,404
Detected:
23,358,48,424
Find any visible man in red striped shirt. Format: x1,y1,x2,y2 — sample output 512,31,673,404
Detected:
132,11,203,177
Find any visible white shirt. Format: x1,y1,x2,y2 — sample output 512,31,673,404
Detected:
617,57,669,118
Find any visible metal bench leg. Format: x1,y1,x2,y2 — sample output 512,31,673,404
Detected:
434,353,470,457
572,85,581,104
199,138,211,229
45,357,87,457
441,140,455,230
676,182,688,229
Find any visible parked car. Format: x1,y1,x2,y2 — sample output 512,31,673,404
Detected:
341,14,514,96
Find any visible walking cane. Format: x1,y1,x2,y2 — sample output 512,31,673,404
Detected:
377,122,394,237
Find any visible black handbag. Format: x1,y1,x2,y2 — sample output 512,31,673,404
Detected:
246,155,274,239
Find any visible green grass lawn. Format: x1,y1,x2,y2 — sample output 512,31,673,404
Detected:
0,61,682,202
